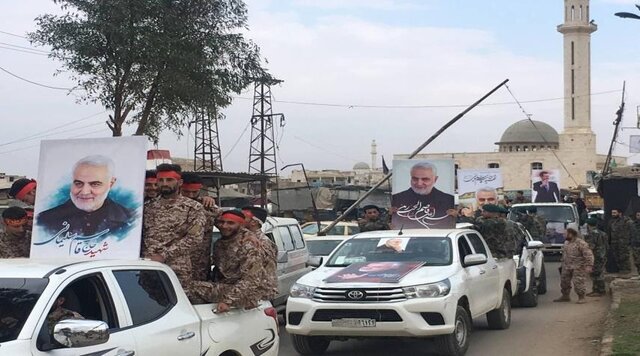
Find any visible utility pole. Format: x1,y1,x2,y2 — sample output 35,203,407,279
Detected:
192,108,223,172
602,81,626,177
248,78,284,207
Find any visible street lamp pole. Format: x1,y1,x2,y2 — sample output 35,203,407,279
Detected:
281,163,321,233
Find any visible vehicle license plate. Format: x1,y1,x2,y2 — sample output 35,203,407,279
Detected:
331,318,376,328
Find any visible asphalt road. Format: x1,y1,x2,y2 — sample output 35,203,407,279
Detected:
278,262,609,356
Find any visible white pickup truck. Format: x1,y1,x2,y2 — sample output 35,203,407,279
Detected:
0,259,279,356
286,229,517,356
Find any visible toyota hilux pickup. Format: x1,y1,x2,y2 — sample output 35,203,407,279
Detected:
285,229,517,356
0,259,279,356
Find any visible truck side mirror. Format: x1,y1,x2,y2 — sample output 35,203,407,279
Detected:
53,319,109,348
526,241,544,249
463,253,488,267
277,251,289,263
307,256,323,268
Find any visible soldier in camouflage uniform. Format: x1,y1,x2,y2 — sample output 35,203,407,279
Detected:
191,211,264,312
554,227,594,304
0,207,31,258
608,208,633,273
471,204,513,259
8,178,37,206
242,206,279,301
632,212,640,275
358,205,390,232
142,164,206,301
181,173,221,281
584,218,608,296
144,170,159,203
46,295,84,334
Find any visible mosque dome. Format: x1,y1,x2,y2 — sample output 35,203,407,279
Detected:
496,120,560,152
353,162,370,170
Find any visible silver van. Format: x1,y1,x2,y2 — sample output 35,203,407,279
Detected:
262,217,313,310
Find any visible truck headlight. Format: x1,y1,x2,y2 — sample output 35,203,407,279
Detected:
290,283,316,299
403,279,451,298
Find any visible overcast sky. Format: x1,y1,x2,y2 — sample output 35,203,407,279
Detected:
1,0,640,178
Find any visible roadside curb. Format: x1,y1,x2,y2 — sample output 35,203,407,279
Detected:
600,275,640,356
599,277,621,356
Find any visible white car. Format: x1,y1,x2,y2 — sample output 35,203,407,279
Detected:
508,203,580,255
304,235,348,261
301,221,360,237
512,223,546,307
286,229,517,356
0,259,279,356
456,221,547,307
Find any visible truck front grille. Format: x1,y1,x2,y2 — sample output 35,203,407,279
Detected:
313,287,407,303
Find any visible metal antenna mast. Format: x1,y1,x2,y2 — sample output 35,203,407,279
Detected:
248,78,284,206
192,108,223,172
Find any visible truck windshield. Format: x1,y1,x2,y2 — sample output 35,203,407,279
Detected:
326,237,452,267
306,239,343,256
510,205,576,223
0,278,49,343
510,205,577,245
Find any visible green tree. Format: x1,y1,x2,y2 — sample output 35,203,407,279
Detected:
30,0,269,141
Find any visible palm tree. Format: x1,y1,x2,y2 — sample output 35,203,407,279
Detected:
615,4,640,20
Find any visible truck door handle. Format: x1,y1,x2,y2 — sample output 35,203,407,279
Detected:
479,270,486,275
492,265,498,269
177,331,196,341
116,350,135,356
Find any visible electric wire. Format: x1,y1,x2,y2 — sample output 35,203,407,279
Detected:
232,89,620,110
504,84,580,187
0,65,77,91
223,120,251,160
0,110,106,147
0,41,50,54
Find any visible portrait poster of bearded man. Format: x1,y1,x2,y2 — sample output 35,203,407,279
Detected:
391,159,455,229
32,137,146,259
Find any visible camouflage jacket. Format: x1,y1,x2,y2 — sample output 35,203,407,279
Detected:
211,228,264,306
47,307,83,334
609,216,634,245
358,219,390,232
561,237,594,270
142,195,206,287
0,231,31,259
255,230,279,300
632,220,640,247
473,217,511,258
584,228,608,260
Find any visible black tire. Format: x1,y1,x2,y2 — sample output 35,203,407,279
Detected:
291,334,330,355
435,306,471,356
537,263,547,295
486,287,512,330
518,269,538,307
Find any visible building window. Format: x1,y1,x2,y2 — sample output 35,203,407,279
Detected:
531,162,543,170
509,146,513,152
515,145,520,152
524,146,529,151
488,163,500,169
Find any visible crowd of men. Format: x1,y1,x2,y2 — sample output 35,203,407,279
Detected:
3,168,640,309
1,164,278,314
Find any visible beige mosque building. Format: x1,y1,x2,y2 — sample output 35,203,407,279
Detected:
396,0,626,191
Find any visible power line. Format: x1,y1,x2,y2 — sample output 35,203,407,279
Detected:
0,45,50,56
0,65,77,91
0,41,50,54
292,135,361,162
223,120,251,160
504,84,580,187
0,30,28,39
0,128,110,155
232,89,620,110
0,111,106,148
